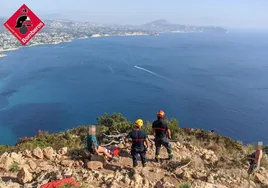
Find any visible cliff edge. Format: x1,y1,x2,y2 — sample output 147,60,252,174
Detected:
0,113,268,188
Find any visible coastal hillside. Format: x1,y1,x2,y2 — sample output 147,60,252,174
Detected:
0,113,268,188
0,18,227,54
140,19,227,33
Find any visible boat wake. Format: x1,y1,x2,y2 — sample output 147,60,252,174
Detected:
109,65,114,73
134,66,172,82
122,58,130,68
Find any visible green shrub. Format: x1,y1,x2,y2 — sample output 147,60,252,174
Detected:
10,162,19,172
63,131,72,140
97,113,181,138
97,113,114,127
143,120,153,135
180,182,191,188
1,112,250,162
97,113,133,134
246,144,256,154
263,145,268,154
163,118,181,139
69,125,88,143
167,118,181,139
0,145,13,155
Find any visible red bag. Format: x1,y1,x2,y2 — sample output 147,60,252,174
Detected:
41,177,79,188
112,147,121,156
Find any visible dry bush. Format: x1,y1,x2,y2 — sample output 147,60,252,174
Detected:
18,136,34,144
181,129,244,155
37,129,49,137
206,142,223,154
246,144,256,154
189,155,204,169
185,135,202,147
176,135,186,144
227,168,247,179
214,161,227,169
261,154,268,169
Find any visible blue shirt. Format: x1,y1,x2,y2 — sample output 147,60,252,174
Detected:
152,118,169,138
127,129,148,152
87,134,98,152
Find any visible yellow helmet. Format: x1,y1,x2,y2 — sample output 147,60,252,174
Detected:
135,119,143,128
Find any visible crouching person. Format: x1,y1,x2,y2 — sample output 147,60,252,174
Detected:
125,119,150,168
248,141,263,175
87,125,118,161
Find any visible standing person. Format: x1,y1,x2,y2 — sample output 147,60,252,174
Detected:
87,125,118,161
125,119,150,168
152,110,173,162
248,142,263,175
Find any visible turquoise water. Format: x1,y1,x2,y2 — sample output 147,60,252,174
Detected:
0,32,268,145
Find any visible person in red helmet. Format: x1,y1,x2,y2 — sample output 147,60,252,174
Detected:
152,110,173,162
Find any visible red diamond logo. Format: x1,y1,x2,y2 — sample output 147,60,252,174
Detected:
3,4,45,45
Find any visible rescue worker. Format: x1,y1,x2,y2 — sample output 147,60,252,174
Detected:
125,119,150,168
152,110,173,162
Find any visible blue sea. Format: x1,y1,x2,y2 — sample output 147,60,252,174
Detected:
0,32,268,145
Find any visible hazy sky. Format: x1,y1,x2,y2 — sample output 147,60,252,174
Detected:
1,0,268,29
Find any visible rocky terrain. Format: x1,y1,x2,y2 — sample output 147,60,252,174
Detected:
0,113,268,188
1,137,268,188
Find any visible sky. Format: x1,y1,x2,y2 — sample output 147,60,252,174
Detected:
1,0,268,29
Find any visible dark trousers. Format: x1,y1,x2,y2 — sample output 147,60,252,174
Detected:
248,163,259,174
131,150,146,167
155,137,172,156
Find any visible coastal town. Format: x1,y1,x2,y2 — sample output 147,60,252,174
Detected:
0,20,149,54
0,19,227,56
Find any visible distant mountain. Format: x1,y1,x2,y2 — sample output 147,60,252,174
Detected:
140,19,227,33
0,17,227,34
143,19,170,27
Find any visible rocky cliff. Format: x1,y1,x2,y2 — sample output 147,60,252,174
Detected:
0,114,268,188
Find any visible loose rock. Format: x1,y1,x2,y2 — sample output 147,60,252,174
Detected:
58,147,68,155
32,147,43,159
23,150,32,158
0,156,14,171
43,147,54,160
87,161,103,170
60,160,74,167
10,152,23,164
255,173,268,185
27,160,37,170
17,167,33,184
